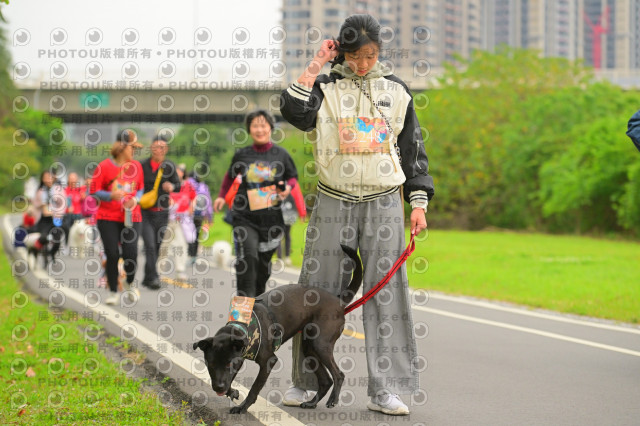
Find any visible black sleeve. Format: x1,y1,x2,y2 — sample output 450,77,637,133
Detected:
397,96,435,203
162,161,181,192
627,109,640,152
280,79,327,131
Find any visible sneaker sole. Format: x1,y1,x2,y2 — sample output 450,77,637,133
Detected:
367,401,410,415
282,399,303,407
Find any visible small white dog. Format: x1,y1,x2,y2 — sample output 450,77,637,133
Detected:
68,219,97,258
210,240,233,269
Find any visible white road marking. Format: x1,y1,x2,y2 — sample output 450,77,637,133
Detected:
427,292,640,335
272,265,640,357
30,268,305,426
416,305,640,358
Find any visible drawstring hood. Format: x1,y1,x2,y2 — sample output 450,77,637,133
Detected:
331,61,392,116
330,61,392,80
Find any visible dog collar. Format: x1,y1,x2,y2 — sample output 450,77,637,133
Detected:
227,322,249,338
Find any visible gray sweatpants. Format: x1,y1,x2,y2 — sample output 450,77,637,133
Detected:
291,191,419,396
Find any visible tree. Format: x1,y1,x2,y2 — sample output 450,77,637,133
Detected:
415,46,640,232
0,23,17,120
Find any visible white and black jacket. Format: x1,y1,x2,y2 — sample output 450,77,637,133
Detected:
280,62,434,209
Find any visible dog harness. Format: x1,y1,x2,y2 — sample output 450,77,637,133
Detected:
226,299,283,361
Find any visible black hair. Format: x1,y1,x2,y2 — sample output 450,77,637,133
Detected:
39,170,52,189
116,128,137,143
152,133,169,144
245,109,275,133
331,14,381,67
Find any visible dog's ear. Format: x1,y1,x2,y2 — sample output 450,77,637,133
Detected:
193,337,214,352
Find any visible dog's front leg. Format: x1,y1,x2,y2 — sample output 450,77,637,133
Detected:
226,358,245,401
230,356,278,414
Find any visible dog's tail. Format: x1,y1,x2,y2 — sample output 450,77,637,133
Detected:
339,245,363,305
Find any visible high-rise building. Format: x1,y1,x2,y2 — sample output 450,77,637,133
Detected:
485,0,580,60
282,0,481,89
280,0,639,89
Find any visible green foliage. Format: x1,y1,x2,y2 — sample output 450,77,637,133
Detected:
0,25,15,114
276,132,317,196
3,108,65,168
0,126,41,204
419,46,640,234
539,116,637,232
170,124,239,193
617,162,640,231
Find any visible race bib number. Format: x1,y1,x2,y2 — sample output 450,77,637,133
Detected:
247,185,277,211
228,296,255,324
338,117,390,154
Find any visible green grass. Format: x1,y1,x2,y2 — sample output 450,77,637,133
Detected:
414,229,640,323
204,213,640,323
0,243,194,425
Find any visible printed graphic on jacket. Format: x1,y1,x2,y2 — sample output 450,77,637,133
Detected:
246,161,278,211
338,117,389,154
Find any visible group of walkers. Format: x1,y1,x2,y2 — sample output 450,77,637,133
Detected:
19,129,215,305
16,14,435,416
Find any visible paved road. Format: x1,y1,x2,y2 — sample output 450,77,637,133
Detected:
4,214,640,425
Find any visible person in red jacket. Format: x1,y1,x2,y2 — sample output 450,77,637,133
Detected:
62,172,87,247
89,129,144,305
166,164,196,280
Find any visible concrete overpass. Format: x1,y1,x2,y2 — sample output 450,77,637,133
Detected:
18,88,285,124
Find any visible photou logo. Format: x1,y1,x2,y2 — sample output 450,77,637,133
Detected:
85,28,103,45
121,28,139,45
13,28,31,46
194,27,212,45
159,60,176,78
50,28,67,46
232,27,250,45
159,27,176,45
13,62,30,80
269,26,286,44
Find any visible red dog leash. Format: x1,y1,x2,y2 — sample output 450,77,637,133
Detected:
344,232,417,314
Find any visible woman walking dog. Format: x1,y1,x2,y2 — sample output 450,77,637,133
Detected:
280,14,434,415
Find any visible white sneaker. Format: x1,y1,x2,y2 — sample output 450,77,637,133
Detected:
282,386,317,407
367,392,410,415
122,288,140,304
284,257,292,266
105,292,120,306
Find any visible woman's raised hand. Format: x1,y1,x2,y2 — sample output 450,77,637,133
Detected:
316,39,339,65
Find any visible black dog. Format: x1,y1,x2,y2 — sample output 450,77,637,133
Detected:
193,245,362,414
25,232,61,269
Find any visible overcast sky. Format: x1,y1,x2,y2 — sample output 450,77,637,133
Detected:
3,0,283,87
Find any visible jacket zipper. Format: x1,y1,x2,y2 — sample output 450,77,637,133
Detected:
358,76,364,202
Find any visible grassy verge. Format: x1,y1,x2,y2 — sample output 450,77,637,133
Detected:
0,243,194,424
412,229,640,324
204,213,640,323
